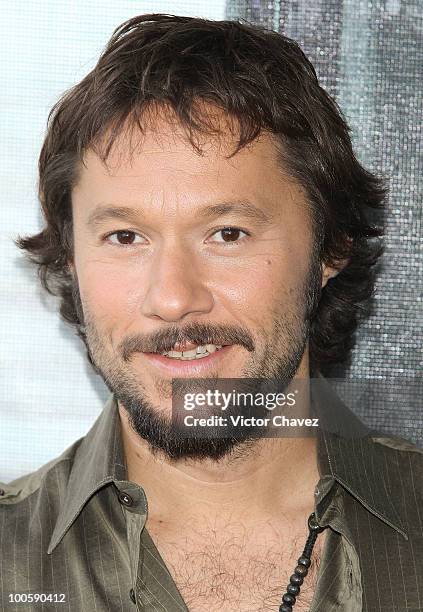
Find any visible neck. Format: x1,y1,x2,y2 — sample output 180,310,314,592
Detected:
118,361,320,526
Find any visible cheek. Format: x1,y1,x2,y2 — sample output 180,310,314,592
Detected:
78,261,147,327
211,254,301,317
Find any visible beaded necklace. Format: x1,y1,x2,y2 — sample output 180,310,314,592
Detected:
278,513,326,611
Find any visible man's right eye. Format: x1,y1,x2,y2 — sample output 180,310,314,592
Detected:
104,230,146,246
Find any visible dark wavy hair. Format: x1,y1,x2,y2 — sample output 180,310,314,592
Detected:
16,14,386,375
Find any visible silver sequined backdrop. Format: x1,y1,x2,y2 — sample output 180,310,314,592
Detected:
226,0,422,444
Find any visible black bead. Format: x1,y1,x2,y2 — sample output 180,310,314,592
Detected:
279,605,292,612
287,584,300,596
283,593,296,605
290,573,304,586
294,564,308,577
297,556,311,568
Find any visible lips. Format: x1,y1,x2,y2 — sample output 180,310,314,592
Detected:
141,344,233,375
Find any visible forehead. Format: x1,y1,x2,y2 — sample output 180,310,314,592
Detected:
73,108,309,221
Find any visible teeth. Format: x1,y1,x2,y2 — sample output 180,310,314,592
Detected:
193,351,211,359
161,344,223,360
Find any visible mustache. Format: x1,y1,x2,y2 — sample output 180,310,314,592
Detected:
119,322,255,361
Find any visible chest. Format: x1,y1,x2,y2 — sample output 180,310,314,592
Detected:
146,522,326,612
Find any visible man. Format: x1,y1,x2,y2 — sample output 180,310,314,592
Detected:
1,14,422,612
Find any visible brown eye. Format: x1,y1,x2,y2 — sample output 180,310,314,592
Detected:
108,230,141,245
221,228,240,242
212,227,248,243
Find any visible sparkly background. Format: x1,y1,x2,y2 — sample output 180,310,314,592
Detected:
226,0,422,445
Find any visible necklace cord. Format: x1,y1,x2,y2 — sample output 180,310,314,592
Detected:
278,512,326,612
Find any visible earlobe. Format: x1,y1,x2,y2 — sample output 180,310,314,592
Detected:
321,236,353,287
321,260,348,288
321,265,335,288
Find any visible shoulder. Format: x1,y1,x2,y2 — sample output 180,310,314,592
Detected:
0,436,83,509
371,432,423,463
370,433,423,530
0,437,86,571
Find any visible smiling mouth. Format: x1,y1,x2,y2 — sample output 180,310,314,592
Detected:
159,343,224,360
139,343,234,375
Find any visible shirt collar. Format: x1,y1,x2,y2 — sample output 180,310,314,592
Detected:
48,375,408,554
313,374,408,539
47,394,127,554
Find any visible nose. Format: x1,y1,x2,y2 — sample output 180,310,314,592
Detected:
141,243,214,322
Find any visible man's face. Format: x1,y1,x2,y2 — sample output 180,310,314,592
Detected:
71,111,323,459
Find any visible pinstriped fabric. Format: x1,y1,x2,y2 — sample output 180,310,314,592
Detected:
138,529,188,612
317,430,423,611
311,532,358,611
1,386,423,611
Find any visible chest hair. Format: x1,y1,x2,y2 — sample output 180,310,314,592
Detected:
148,519,325,612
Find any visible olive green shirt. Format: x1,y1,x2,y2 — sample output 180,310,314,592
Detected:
1,379,423,611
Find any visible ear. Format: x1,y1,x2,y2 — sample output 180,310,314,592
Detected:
321,259,348,289
321,264,338,288
321,235,353,288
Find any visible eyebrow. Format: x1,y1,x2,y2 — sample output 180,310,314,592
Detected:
87,206,142,230
86,200,273,230
198,201,272,224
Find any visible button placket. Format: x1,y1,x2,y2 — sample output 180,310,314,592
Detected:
115,481,148,515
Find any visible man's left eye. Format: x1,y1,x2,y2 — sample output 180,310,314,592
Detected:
210,228,249,243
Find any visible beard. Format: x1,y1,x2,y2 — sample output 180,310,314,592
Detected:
73,252,322,462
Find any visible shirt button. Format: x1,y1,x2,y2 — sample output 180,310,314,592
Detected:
129,588,136,604
118,492,134,507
